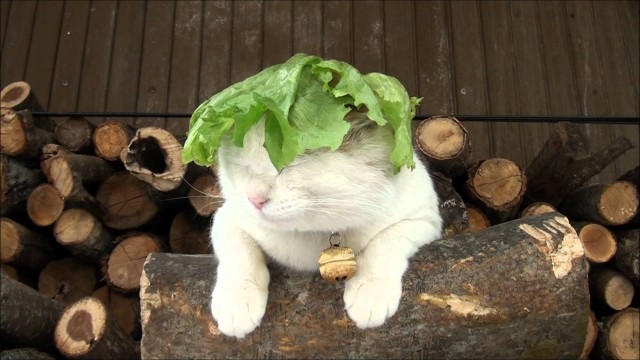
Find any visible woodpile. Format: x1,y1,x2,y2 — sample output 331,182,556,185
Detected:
0,83,638,359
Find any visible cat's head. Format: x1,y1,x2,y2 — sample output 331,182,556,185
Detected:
215,112,398,232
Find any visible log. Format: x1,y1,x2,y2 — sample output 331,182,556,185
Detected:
572,222,617,263
54,117,94,153
617,166,640,228
92,286,141,339
106,232,165,293
0,271,64,354
465,206,490,232
0,81,46,114
579,311,599,360
0,109,55,158
40,144,113,205
38,258,98,306
95,172,159,230
611,229,639,286
0,217,55,270
0,348,56,360
1,155,44,216
121,127,186,192
54,296,140,359
559,181,639,226
27,183,65,227
414,115,472,178
431,171,469,236
464,158,527,223
187,173,224,217
589,265,635,311
596,308,640,360
93,120,135,161
1,263,18,280
521,202,556,218
140,212,590,359
524,122,634,206
54,208,113,264
169,210,211,254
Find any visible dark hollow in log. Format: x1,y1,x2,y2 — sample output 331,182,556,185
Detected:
596,308,639,360
27,184,65,227
524,122,634,206
0,217,55,270
140,212,590,359
93,121,135,162
187,173,224,217
572,222,617,263
38,258,98,306
122,127,186,192
0,271,64,354
54,208,113,265
579,311,599,360
431,171,469,236
95,172,159,230
589,265,635,311
1,155,44,216
0,109,55,158
521,202,557,218
107,232,165,293
54,296,140,359
0,348,56,360
92,286,141,339
465,158,526,223
414,115,472,178
169,210,211,254
559,181,639,226
54,117,94,153
465,206,491,232
612,229,639,286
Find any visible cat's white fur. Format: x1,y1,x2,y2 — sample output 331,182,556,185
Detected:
209,115,442,338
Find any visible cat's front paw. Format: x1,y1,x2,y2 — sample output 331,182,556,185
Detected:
343,274,402,329
210,279,268,339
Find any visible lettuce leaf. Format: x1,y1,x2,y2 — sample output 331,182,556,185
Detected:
182,53,420,173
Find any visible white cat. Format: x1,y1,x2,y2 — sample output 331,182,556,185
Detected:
209,112,443,338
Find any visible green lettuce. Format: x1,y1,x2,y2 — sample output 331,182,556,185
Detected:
182,53,420,173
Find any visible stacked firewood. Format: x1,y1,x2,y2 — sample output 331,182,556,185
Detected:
0,82,222,359
0,82,638,359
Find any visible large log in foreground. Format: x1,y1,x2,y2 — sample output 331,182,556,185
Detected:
140,212,590,359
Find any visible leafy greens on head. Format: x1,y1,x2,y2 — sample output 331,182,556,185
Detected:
182,53,421,173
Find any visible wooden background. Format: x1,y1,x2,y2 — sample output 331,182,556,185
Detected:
1,0,638,183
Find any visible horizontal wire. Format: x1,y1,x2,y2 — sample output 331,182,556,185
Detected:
28,111,639,125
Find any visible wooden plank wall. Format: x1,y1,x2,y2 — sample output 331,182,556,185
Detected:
1,0,638,181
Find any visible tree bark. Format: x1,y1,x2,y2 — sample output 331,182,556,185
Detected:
589,265,635,311
617,166,640,228
1,155,44,216
121,127,186,192
53,208,113,265
54,296,140,359
169,210,211,254
521,202,557,218
431,171,469,236
92,286,141,339
38,258,98,306
187,173,224,217
0,109,55,158
140,212,590,359
95,172,160,230
0,217,55,270
0,348,56,360
596,308,639,360
54,117,94,153
26,183,65,227
559,181,639,226
464,158,527,223
414,115,472,178
106,232,165,293
524,122,634,206
571,222,617,263
0,271,64,354
611,229,639,286
92,120,135,161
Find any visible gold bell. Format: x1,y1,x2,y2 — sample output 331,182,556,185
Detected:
318,232,357,283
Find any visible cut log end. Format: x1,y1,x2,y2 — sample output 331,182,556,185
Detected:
575,223,617,263
0,81,38,110
54,209,98,246
93,121,134,161
54,117,94,152
471,158,525,208
0,109,27,155
579,311,598,360
96,173,159,230
38,258,97,306
169,211,211,254
188,174,224,217
27,184,64,227
0,218,22,263
92,286,141,338
416,116,467,160
600,308,640,360
590,266,635,311
599,181,639,225
465,206,490,232
54,297,107,358
107,233,164,292
521,202,557,218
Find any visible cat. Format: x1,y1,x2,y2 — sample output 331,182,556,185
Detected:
209,111,443,338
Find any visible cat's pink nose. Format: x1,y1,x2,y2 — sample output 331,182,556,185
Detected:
248,195,268,210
